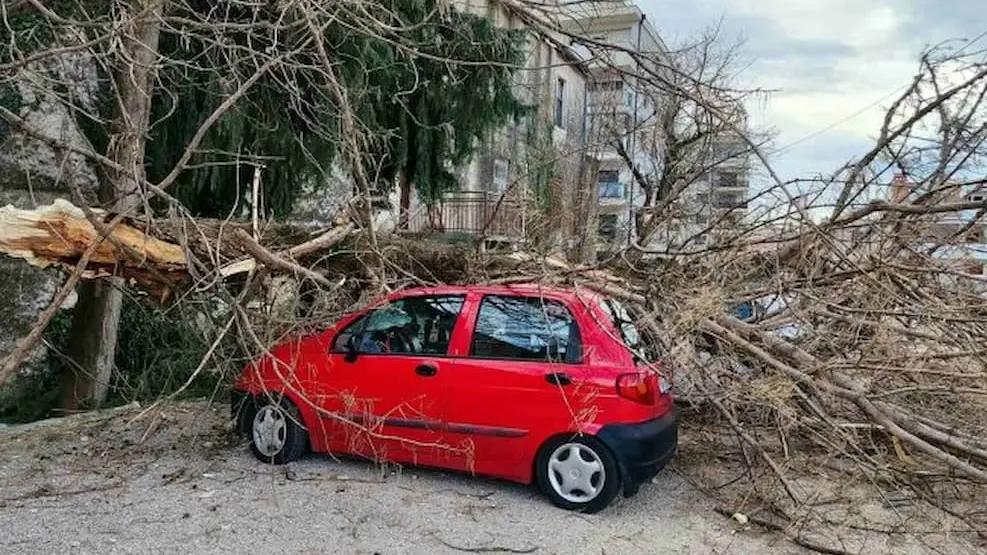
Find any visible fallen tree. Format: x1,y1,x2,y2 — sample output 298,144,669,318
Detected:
1,3,987,550
3,194,986,494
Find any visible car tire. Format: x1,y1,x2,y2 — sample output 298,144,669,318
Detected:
535,434,621,513
247,395,308,465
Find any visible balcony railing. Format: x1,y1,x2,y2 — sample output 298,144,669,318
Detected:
713,201,749,210
713,178,749,189
405,190,524,239
712,193,748,209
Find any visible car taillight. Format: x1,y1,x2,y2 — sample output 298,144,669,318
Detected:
616,372,658,405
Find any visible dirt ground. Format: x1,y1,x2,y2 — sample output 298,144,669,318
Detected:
0,401,982,555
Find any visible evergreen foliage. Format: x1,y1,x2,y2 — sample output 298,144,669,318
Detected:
359,1,532,204
138,1,530,216
2,1,529,217
0,296,238,423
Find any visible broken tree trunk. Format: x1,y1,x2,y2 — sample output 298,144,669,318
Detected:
0,200,188,300
61,0,166,411
0,199,360,296
0,198,358,388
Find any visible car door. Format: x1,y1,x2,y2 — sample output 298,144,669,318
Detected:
436,293,592,483
319,293,466,467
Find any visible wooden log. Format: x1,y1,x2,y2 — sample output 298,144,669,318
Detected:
0,199,354,299
0,199,186,272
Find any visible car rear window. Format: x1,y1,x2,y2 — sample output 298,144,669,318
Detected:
598,297,641,350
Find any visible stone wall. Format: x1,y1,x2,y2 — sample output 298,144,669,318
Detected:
0,53,99,382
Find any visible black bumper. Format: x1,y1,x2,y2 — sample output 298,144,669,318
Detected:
596,406,679,497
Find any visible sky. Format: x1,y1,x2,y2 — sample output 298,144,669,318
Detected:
639,0,985,195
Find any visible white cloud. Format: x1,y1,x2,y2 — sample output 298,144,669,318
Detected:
638,0,983,182
753,55,919,140
730,0,901,49
638,0,937,180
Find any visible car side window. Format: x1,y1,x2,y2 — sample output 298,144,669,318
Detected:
470,295,582,363
331,295,465,355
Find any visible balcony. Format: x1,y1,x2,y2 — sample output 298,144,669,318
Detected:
405,191,524,240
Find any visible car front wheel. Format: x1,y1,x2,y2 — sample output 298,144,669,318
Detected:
248,396,308,465
535,435,621,513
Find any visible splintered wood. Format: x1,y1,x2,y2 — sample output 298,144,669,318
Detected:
0,199,356,297
0,199,187,273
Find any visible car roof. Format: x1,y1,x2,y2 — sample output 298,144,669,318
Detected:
386,283,608,304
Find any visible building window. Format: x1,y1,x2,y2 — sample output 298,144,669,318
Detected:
616,113,632,132
589,80,622,92
713,140,744,160
623,89,634,107
716,172,740,188
599,214,618,242
597,170,622,199
554,78,565,127
714,192,746,209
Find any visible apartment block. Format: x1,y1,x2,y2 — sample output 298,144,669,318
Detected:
401,0,593,245
399,0,751,254
555,1,666,247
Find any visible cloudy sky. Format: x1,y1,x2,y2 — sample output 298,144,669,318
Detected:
640,0,984,190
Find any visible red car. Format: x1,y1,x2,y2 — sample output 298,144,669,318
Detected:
231,284,678,513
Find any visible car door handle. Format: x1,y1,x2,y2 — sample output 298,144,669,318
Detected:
415,364,438,377
546,372,571,386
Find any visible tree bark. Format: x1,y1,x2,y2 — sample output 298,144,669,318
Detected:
61,0,164,410
398,169,411,230
60,281,125,411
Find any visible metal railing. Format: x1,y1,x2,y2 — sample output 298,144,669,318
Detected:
405,190,524,239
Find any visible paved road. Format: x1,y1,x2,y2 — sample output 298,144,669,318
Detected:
7,401,978,555
1,453,804,555
0,402,804,555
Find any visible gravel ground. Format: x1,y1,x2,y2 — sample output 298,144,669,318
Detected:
0,401,980,555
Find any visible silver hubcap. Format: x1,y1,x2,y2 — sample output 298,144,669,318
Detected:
547,442,606,503
252,405,287,457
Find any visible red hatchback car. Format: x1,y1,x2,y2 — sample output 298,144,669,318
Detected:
231,284,678,512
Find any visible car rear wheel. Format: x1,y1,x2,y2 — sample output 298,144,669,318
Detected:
535,435,621,513
248,396,308,465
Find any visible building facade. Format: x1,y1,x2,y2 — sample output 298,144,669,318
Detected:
400,0,751,256
399,0,593,248
557,1,666,248
557,0,751,254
